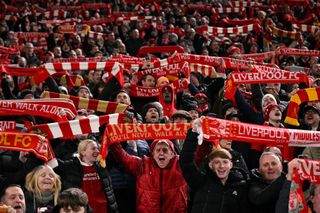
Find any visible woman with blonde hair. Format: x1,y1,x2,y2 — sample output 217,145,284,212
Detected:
53,139,118,213
24,165,61,213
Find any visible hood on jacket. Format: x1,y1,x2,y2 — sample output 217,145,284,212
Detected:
150,139,177,169
150,139,176,154
158,84,176,119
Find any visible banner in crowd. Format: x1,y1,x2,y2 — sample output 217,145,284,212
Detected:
100,116,320,162
0,121,16,131
285,88,320,126
224,67,309,104
132,62,190,81
0,132,52,162
0,99,77,121
202,117,320,147
277,46,320,57
41,91,128,114
99,123,191,162
129,79,188,97
289,159,320,213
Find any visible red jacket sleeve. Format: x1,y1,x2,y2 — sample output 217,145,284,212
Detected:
110,143,144,177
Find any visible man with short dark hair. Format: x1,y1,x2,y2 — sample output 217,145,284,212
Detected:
0,185,26,213
141,74,156,88
54,188,89,213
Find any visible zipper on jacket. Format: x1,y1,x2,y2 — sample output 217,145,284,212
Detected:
160,169,163,213
219,191,225,213
201,188,210,213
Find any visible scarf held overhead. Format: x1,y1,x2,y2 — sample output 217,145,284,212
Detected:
202,117,320,147
285,88,320,126
30,113,129,139
41,91,128,114
0,99,77,121
0,132,52,162
289,159,320,213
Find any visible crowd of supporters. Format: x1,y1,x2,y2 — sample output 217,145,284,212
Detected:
1,0,320,212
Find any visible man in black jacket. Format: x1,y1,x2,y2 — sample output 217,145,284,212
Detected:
179,118,250,213
249,151,287,213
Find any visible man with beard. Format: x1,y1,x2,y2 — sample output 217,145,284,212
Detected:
0,185,26,213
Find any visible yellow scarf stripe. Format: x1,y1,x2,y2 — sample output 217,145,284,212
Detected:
78,98,89,109
284,114,300,126
290,92,302,105
97,101,108,112
115,104,129,113
306,88,319,101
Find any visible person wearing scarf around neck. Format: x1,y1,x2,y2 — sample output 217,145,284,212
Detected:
53,139,119,213
24,165,61,213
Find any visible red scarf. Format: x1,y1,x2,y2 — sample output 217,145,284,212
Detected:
0,99,76,121
202,116,320,146
129,79,188,97
224,66,309,105
289,159,320,213
132,62,190,81
0,132,53,162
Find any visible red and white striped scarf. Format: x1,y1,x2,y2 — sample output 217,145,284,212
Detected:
116,16,153,24
38,9,67,19
52,56,106,63
30,113,128,139
268,26,302,42
81,17,115,25
190,63,226,78
88,31,107,41
220,18,260,26
38,19,79,28
293,24,319,34
195,23,261,36
41,91,128,114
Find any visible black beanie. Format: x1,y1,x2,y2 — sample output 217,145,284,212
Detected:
19,89,34,99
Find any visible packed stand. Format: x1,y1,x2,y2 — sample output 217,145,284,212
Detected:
1,0,320,212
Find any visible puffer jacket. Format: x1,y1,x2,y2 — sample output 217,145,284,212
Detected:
53,157,118,213
110,141,188,213
249,168,286,213
180,130,250,213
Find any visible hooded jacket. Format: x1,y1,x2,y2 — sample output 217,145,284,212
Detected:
158,84,176,119
110,140,188,213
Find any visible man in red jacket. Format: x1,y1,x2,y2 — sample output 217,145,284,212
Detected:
110,139,188,213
